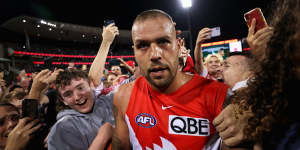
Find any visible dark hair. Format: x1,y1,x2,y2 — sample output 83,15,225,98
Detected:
133,9,174,25
232,0,300,143
55,69,90,112
110,65,121,70
2,91,27,104
0,103,19,113
228,52,256,73
9,85,24,92
55,69,90,90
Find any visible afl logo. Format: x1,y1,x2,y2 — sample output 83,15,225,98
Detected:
135,113,157,128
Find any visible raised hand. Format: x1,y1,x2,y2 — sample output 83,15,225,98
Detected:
196,28,212,46
180,46,190,58
247,19,274,61
117,58,126,66
5,118,41,150
30,69,51,92
102,24,119,44
46,68,64,85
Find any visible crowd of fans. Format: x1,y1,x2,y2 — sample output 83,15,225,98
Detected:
0,0,299,149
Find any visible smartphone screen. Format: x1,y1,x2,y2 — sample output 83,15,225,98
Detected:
211,27,221,37
244,8,268,33
22,99,39,119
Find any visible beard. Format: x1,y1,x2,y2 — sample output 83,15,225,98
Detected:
145,69,175,90
142,61,179,91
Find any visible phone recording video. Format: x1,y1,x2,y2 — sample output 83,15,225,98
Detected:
211,27,221,37
22,99,39,119
244,8,268,33
104,20,115,26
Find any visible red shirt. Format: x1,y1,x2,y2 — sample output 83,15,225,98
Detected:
125,75,229,150
182,56,197,74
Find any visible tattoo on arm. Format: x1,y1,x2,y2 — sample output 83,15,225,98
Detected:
112,104,127,150
112,133,123,150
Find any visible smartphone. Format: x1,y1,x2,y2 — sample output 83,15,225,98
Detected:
244,8,268,33
104,20,115,26
22,99,39,119
211,27,221,37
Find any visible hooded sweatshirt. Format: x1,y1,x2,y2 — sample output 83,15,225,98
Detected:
47,94,114,150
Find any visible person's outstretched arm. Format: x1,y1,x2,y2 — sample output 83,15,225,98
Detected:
89,24,119,87
194,28,211,74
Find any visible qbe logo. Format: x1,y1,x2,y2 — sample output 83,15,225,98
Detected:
168,115,210,136
135,113,157,128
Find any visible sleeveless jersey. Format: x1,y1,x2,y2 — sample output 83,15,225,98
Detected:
125,74,229,150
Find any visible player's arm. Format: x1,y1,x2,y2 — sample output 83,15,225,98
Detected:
112,83,132,150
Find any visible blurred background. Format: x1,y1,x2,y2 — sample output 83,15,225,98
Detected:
0,0,273,73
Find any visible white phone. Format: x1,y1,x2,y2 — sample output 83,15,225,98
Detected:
211,27,221,37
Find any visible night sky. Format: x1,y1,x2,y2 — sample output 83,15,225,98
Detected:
0,0,274,45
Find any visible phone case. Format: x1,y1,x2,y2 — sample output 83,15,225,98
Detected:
244,8,268,33
22,99,39,119
211,27,221,37
104,20,115,26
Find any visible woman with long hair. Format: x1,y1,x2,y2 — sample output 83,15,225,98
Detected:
231,0,300,149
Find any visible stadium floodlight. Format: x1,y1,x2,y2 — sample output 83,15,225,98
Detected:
180,0,192,8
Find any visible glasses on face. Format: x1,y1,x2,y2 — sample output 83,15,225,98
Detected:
0,114,20,126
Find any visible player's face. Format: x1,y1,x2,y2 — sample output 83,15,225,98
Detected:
132,17,181,90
